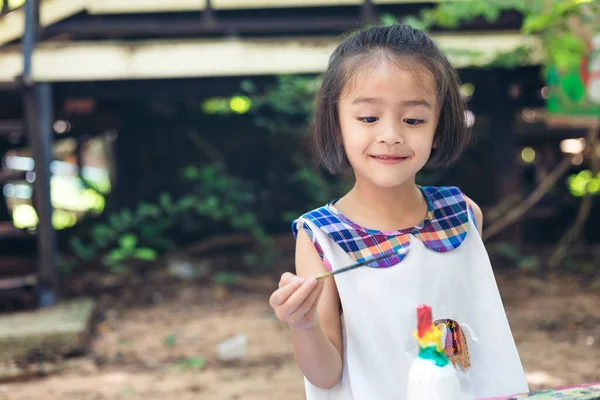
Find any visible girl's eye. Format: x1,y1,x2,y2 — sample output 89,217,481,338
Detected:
358,116,379,123
404,118,425,126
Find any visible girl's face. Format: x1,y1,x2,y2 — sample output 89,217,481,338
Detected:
337,59,439,189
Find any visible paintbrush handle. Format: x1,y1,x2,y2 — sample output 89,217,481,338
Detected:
315,250,403,280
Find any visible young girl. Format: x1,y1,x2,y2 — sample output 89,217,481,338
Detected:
269,24,529,399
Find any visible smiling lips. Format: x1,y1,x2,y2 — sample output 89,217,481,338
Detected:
370,154,409,165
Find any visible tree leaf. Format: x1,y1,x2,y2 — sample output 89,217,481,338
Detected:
70,236,96,261
133,248,158,261
159,193,174,211
400,15,428,31
240,79,257,93
107,248,127,262
182,166,200,181
175,357,206,370
137,203,162,218
163,334,176,347
187,357,206,369
119,233,138,251
92,224,112,247
177,195,199,211
213,272,239,285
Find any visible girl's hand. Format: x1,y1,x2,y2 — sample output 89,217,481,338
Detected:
269,272,325,330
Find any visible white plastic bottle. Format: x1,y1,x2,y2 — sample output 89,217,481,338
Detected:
406,304,464,400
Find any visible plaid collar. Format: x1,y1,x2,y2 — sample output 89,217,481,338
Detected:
292,186,472,270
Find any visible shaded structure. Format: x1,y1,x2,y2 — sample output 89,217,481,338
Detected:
0,0,585,306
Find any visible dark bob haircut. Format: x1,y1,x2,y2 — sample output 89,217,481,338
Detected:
312,23,470,174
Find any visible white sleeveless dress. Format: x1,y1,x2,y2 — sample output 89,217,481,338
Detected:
292,186,529,400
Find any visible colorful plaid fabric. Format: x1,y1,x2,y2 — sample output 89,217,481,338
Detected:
292,186,474,271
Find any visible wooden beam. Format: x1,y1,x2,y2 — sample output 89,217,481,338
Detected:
0,119,23,135
211,0,361,8
211,0,447,8
373,0,450,3
87,0,207,14
0,0,481,46
0,258,37,278
0,0,450,23
544,114,600,131
0,169,27,183
45,15,358,37
0,222,28,239
0,82,21,91
0,0,513,47
0,0,87,46
0,33,542,83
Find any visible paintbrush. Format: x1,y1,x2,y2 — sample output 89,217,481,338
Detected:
315,247,408,280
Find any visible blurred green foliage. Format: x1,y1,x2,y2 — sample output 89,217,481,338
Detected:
63,165,272,275
568,170,600,197
385,0,599,70
242,75,321,134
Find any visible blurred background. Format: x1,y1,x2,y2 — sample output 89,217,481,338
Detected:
0,0,599,399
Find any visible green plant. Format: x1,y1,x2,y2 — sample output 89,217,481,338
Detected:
384,0,599,69
181,165,270,245
241,75,321,134
489,242,540,271
173,357,206,370
213,272,240,286
104,233,158,274
65,165,273,274
567,170,600,197
67,203,174,273
163,334,177,347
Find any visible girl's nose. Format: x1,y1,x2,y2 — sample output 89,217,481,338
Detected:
377,124,405,145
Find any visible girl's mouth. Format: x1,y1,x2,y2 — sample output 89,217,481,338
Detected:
370,155,408,164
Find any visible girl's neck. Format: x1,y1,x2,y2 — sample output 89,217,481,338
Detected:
335,178,428,232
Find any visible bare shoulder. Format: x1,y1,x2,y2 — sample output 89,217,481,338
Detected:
294,225,330,276
463,194,483,236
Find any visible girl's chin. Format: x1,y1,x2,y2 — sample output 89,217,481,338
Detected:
357,176,415,189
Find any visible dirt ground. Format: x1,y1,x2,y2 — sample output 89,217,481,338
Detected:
2,271,600,400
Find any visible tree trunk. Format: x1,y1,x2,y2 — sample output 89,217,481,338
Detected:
548,123,600,268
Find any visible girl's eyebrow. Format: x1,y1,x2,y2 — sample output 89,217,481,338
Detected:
351,96,384,105
401,99,433,109
351,97,433,109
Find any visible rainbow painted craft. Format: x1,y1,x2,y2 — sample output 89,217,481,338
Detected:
407,304,463,400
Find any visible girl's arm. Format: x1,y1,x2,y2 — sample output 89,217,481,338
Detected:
291,227,343,389
464,195,483,236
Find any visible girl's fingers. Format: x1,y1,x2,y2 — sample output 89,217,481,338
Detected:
278,272,296,288
280,278,319,317
270,276,304,307
289,279,324,321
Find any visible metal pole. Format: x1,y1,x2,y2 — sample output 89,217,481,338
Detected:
22,0,38,84
22,0,59,307
29,84,59,307
360,0,378,25
201,0,217,28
